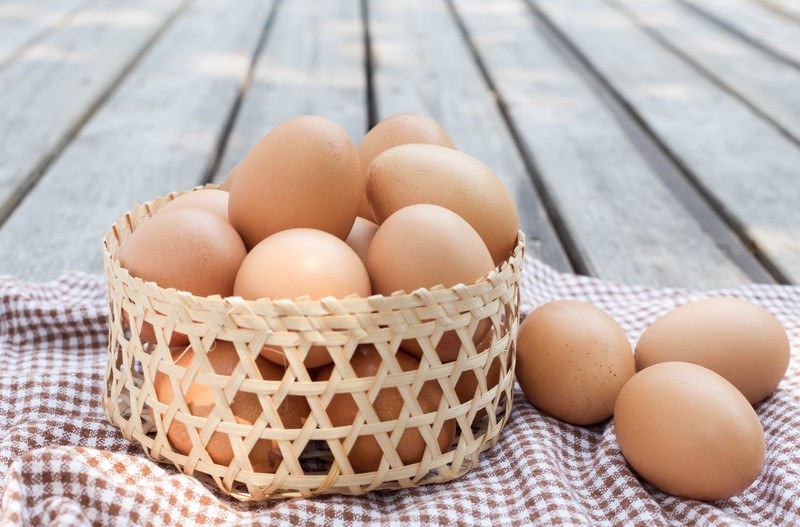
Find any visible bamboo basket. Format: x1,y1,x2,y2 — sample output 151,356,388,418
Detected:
101,185,525,500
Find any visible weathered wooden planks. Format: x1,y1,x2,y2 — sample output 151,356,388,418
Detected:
213,0,367,182
758,0,800,22
611,0,800,146
0,0,91,70
532,0,800,284
678,0,800,68
0,0,275,279
0,0,185,223
367,0,572,272
450,0,750,287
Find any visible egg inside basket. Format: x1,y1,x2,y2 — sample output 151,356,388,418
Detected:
101,187,524,500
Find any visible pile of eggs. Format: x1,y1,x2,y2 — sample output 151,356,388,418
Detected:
515,297,791,501
117,113,520,472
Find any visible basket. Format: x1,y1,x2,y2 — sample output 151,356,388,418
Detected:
101,185,525,500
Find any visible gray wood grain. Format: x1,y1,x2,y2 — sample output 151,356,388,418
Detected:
0,0,92,70
759,0,800,22
0,0,275,280
213,0,367,182
532,0,800,284
678,0,800,68
451,0,749,287
367,0,572,272
610,0,800,144
0,0,184,223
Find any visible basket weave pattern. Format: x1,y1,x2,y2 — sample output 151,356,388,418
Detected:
101,187,525,500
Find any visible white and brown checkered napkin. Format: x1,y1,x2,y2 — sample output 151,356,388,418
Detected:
1,258,798,526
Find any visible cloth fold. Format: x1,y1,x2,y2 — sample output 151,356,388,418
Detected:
1,260,798,526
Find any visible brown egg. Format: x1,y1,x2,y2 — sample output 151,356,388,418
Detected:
152,341,310,472
366,204,494,362
158,189,228,220
316,345,455,472
614,362,765,501
357,113,455,221
219,163,239,192
635,297,790,404
366,144,519,264
118,208,247,345
345,216,379,266
516,300,635,425
228,116,362,248
233,228,371,368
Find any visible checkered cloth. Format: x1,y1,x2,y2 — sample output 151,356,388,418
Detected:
1,258,798,526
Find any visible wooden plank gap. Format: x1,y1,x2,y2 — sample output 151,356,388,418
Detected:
0,0,194,228
525,0,781,284
676,0,800,72
360,0,378,129
444,0,591,277
0,0,96,73
607,0,800,150
201,0,285,184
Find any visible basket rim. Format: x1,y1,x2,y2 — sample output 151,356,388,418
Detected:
102,184,526,310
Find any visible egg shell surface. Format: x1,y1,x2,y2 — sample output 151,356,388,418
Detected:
614,361,766,501
635,297,791,404
366,143,519,264
515,300,635,425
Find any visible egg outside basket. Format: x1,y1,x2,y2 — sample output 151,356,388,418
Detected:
101,186,525,500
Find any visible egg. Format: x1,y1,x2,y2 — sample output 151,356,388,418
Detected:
228,115,362,248
152,341,310,472
315,345,455,472
158,189,228,220
635,297,790,404
118,208,247,345
233,228,371,368
515,300,635,425
357,113,455,221
366,144,519,264
614,362,765,501
366,204,494,362
344,216,379,266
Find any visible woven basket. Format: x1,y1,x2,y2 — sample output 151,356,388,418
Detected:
101,185,525,500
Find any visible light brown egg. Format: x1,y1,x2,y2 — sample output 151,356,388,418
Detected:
158,189,228,220
516,300,635,425
366,144,519,264
357,113,455,221
152,341,310,472
635,297,790,404
118,208,247,345
366,204,494,362
233,228,371,368
228,115,362,248
614,362,765,501
345,216,379,266
219,163,239,192
316,345,455,472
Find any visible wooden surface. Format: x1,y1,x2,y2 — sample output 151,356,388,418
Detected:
0,0,798,288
